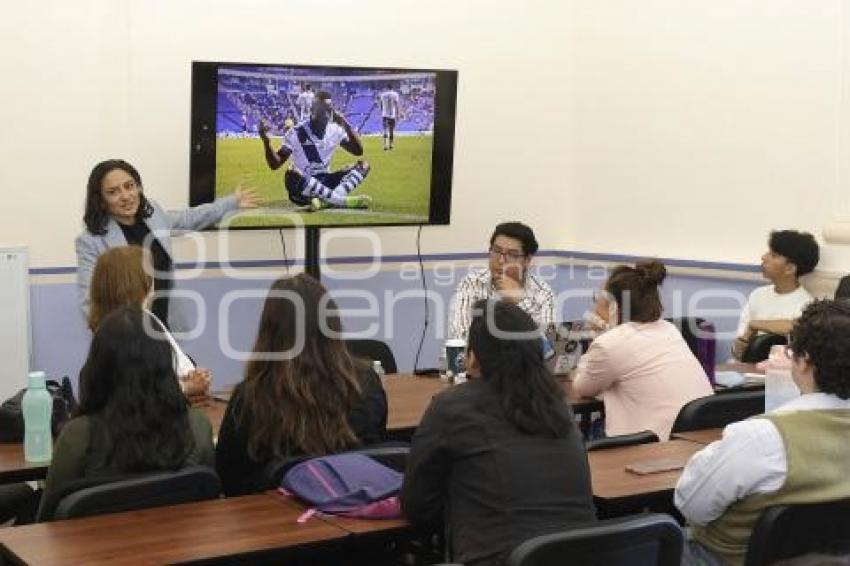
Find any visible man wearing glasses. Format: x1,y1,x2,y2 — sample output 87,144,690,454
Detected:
448,222,554,340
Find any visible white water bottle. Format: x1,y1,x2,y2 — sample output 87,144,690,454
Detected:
438,347,448,380
764,345,799,412
372,360,386,378
22,371,53,463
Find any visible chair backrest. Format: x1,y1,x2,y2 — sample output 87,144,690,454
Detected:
505,513,683,566
671,390,765,434
745,498,850,566
347,339,398,374
836,275,850,300
587,430,659,452
262,455,310,493
666,317,716,381
347,443,409,472
46,466,221,522
741,333,787,364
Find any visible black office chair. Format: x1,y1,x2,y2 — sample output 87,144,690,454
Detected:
836,275,850,301
38,465,221,522
745,498,850,566
348,443,410,472
741,332,787,364
666,317,716,377
505,513,683,566
347,339,398,374
670,391,765,434
587,430,659,451
261,455,311,492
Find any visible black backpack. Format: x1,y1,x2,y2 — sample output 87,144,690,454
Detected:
0,376,77,442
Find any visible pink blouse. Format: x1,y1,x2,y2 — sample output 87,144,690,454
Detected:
573,319,713,440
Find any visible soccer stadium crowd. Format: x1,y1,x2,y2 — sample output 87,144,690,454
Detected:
217,73,434,137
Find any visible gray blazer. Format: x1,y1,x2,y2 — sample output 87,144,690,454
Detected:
75,196,238,332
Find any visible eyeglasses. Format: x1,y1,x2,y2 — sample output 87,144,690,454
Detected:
103,179,138,195
488,245,526,263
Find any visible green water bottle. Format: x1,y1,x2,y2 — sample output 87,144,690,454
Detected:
22,371,53,463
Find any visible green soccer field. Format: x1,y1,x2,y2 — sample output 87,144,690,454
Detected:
214,135,432,227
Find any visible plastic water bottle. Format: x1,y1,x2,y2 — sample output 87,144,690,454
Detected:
764,345,799,412
372,360,386,379
22,371,53,463
438,347,448,380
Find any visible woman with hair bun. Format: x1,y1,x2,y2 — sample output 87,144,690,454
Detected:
573,260,713,440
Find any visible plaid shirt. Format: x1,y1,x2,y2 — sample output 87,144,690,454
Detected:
448,268,555,340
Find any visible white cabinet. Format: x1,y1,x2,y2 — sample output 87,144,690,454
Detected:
0,246,30,401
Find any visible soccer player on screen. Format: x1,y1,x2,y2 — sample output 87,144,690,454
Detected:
379,83,401,150
295,83,315,123
259,91,372,211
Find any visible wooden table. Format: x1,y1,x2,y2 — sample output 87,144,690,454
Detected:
588,440,704,503
713,362,765,393
0,444,48,483
717,362,761,374
208,374,603,434
672,428,723,445
0,493,349,565
382,375,449,431
268,490,412,537
0,375,603,486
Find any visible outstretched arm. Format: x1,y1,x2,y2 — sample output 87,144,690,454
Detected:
259,121,291,170
334,113,364,156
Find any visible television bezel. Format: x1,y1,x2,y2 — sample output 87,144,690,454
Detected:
189,60,457,230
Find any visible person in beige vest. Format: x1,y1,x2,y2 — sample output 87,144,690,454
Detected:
675,299,850,566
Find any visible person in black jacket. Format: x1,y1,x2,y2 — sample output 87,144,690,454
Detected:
215,274,387,496
402,299,596,566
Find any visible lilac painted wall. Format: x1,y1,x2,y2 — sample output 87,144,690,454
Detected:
30,259,762,393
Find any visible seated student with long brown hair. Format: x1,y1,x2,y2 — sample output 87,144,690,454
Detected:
573,260,713,440
215,273,388,496
402,300,596,566
37,306,214,519
88,246,209,398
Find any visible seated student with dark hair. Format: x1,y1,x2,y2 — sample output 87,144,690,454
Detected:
676,299,850,566
37,306,214,519
215,274,387,496
448,221,554,340
573,260,712,440
402,300,596,566
733,230,820,360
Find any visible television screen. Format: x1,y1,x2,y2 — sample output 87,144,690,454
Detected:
190,61,457,229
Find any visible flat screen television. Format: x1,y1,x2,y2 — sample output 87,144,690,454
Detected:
190,61,457,229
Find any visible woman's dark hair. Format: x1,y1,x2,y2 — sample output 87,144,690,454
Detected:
238,273,364,460
606,260,667,323
490,222,539,256
467,299,574,437
790,299,850,399
769,230,820,277
77,306,194,471
84,159,154,235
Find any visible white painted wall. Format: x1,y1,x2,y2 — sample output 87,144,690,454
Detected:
569,0,849,274
0,0,575,269
1,0,849,276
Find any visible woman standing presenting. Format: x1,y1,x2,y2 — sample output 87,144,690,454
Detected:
75,159,259,330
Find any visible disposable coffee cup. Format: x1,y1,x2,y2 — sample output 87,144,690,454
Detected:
445,339,466,380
